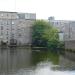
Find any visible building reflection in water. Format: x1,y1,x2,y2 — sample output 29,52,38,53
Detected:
0,47,32,75
59,51,75,70
0,48,75,75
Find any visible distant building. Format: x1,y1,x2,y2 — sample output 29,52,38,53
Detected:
48,16,75,49
0,11,36,46
64,21,75,49
48,16,67,41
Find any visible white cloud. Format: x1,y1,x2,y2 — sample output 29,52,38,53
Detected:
0,0,75,20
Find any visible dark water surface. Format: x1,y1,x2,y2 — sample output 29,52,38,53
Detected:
0,47,75,75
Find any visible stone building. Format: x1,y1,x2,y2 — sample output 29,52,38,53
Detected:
48,16,75,49
0,11,36,46
48,16,68,41
64,21,75,49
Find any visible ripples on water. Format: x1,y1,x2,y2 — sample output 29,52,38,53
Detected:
0,47,75,75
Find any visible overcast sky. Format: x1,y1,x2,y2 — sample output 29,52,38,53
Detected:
0,0,75,20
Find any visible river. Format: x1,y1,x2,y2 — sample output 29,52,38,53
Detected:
0,47,75,75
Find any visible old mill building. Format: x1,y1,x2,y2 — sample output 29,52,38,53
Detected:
0,11,36,46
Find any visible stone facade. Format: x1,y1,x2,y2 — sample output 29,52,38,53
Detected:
48,17,68,41
0,11,36,46
64,21,75,49
48,17,75,49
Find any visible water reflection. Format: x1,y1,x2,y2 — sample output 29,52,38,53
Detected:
32,50,59,65
0,47,75,75
59,51,75,71
0,47,32,75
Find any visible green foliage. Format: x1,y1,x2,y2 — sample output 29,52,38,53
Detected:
32,20,60,49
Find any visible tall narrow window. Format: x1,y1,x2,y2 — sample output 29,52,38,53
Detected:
1,32,3,35
7,21,9,25
7,31,8,35
1,26,3,30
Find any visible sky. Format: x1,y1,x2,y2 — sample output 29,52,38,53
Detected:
0,0,75,20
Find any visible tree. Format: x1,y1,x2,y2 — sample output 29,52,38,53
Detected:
32,20,59,49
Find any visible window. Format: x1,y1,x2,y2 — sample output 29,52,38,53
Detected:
1,21,4,25
1,26,3,30
12,21,15,25
1,32,3,35
18,29,20,30
7,31,8,35
56,22,59,24
25,13,30,19
7,14,8,17
11,34,14,37
12,28,14,30
7,37,8,39
7,28,9,30
7,21,9,25
7,41,8,43
1,13,3,16
18,34,21,37
18,14,25,19
17,15,19,19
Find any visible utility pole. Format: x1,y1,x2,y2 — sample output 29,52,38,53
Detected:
69,23,71,39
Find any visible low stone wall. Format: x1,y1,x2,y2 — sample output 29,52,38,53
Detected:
65,40,75,49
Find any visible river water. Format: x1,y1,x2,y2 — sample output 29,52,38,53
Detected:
0,47,75,75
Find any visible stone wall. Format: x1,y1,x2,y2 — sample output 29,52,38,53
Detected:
65,40,75,49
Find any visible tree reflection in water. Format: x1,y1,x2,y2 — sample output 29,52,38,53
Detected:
32,49,59,65
0,47,75,75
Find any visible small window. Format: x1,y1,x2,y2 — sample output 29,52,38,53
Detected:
7,37,8,39
12,21,15,25
7,31,8,35
17,15,19,19
18,34,21,37
7,21,9,25
12,28,14,30
1,32,3,35
7,28,9,30
1,13,3,16
56,22,59,24
11,34,14,38
1,21,4,25
7,41,8,43
7,14,8,16
1,26,3,30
